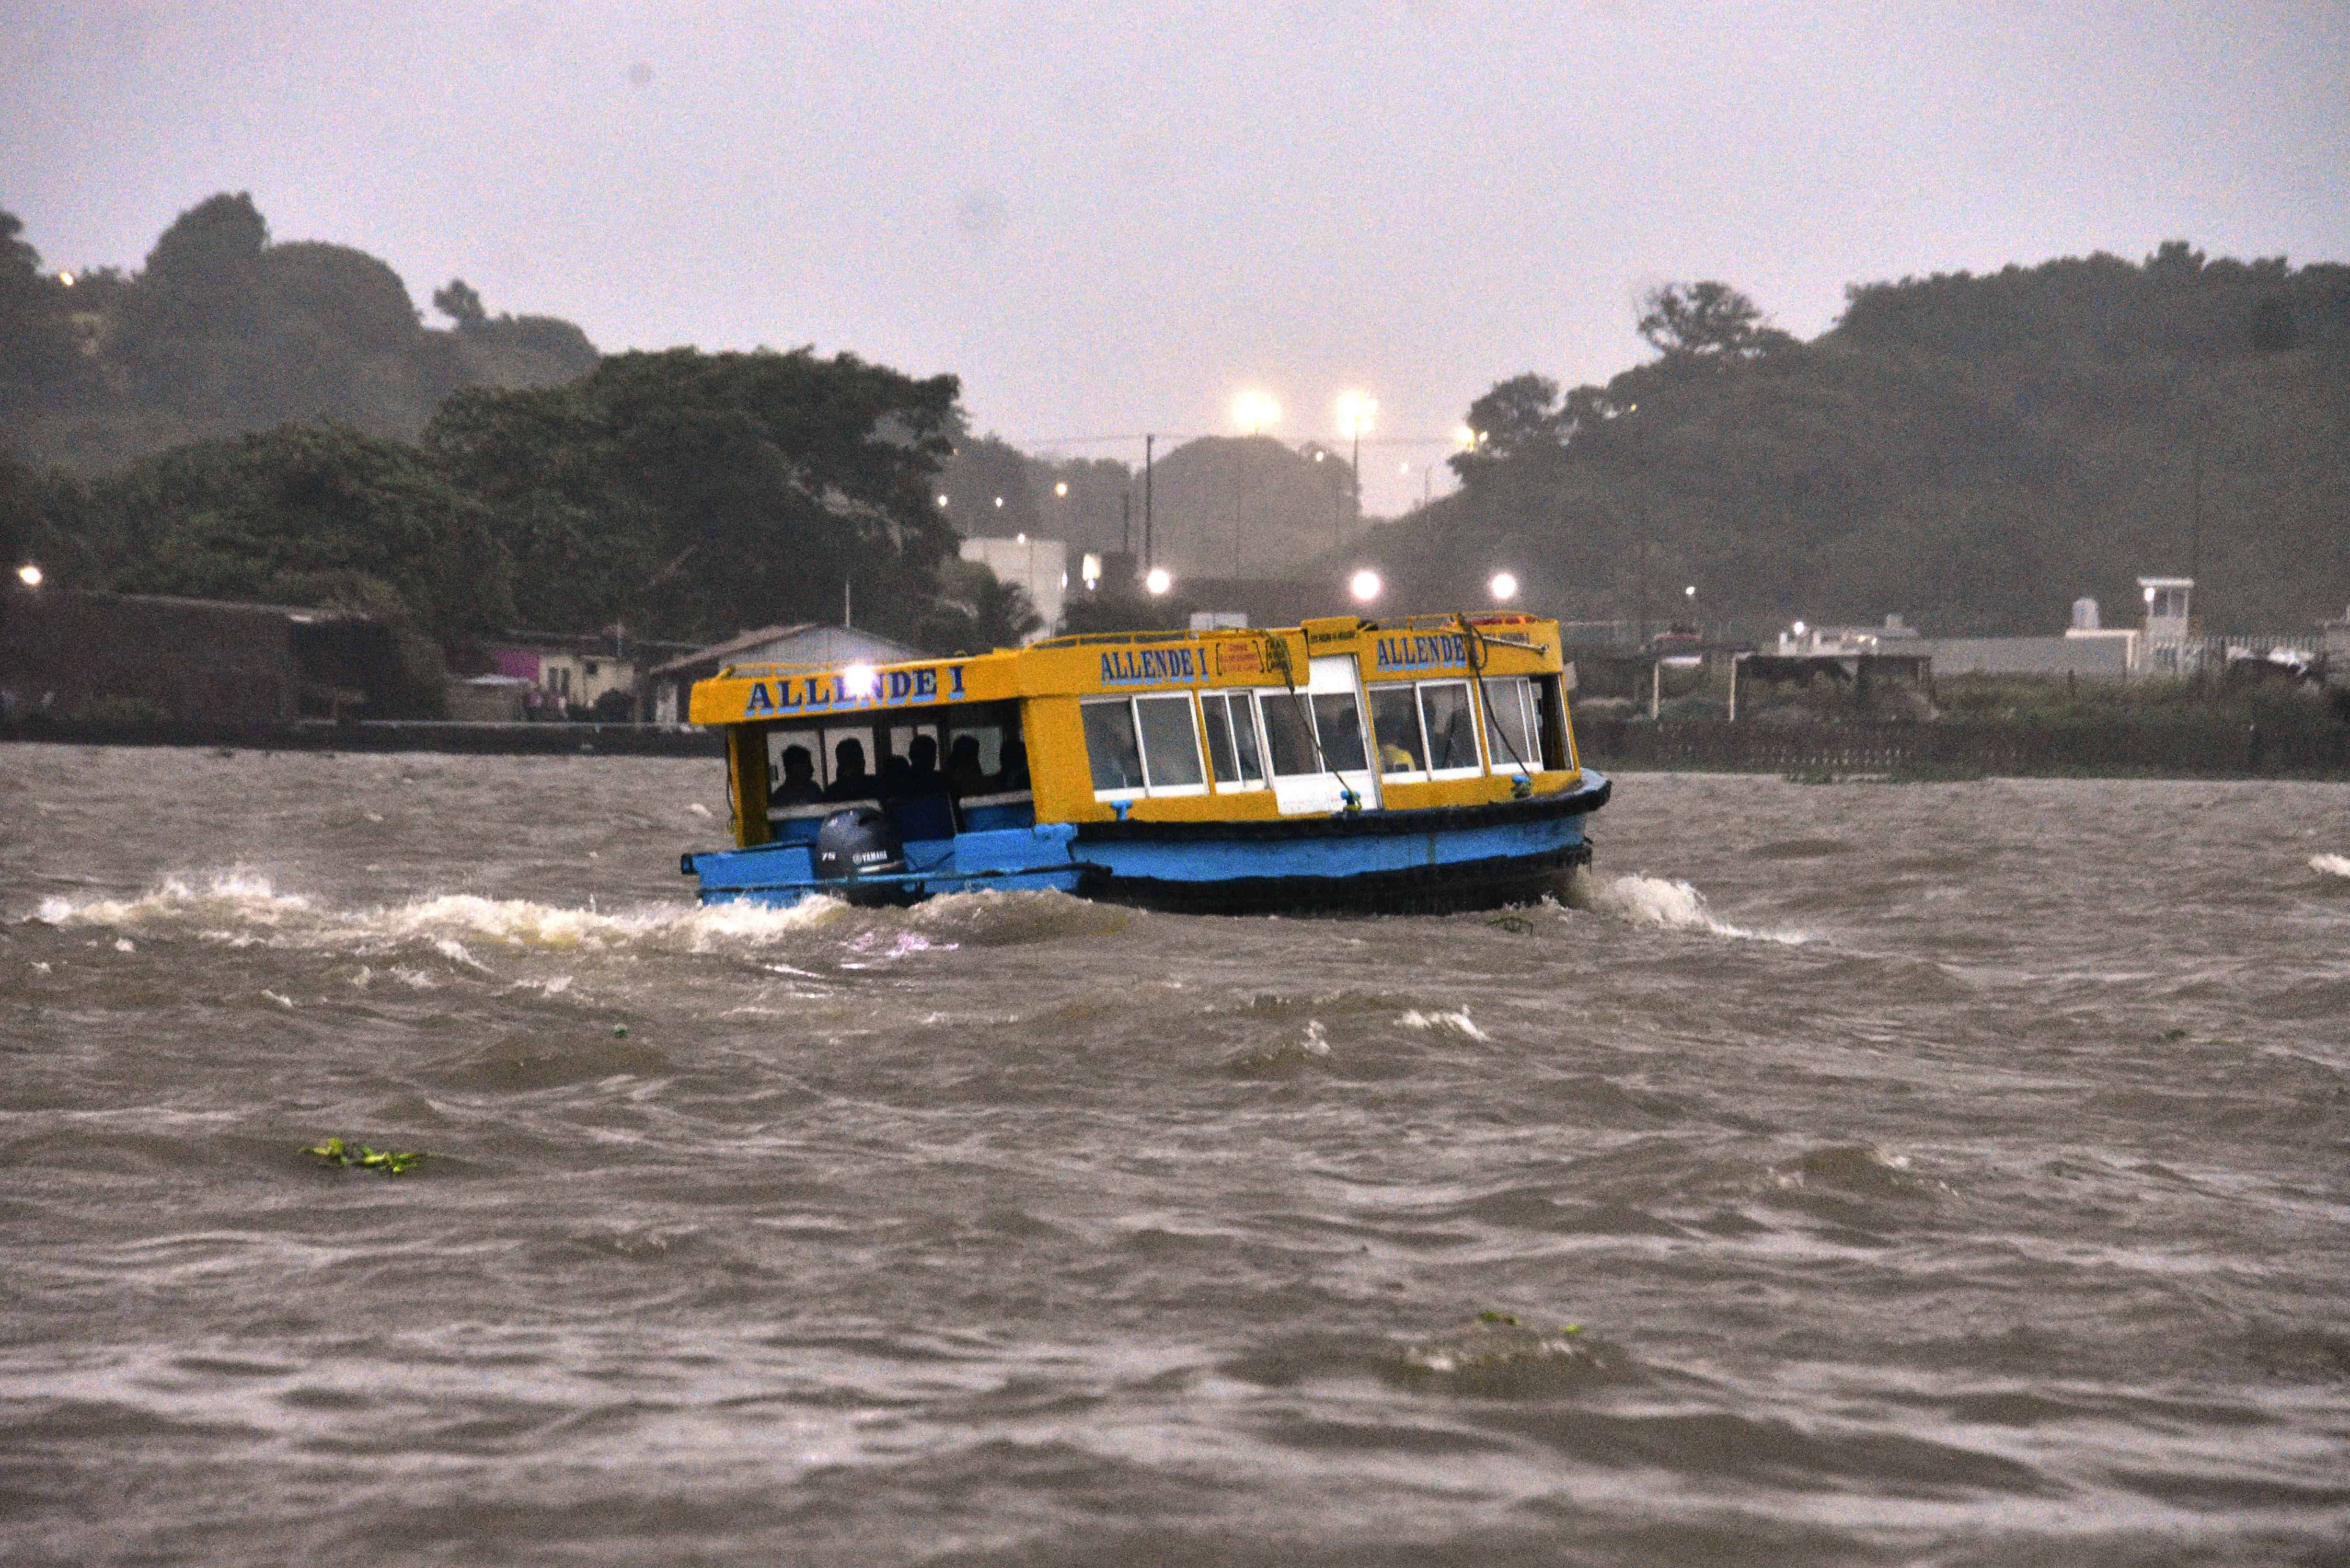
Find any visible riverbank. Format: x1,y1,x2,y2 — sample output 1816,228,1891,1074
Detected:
0,718,722,756
1577,713,2350,779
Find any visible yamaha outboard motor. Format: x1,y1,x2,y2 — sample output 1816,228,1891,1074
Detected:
814,805,907,904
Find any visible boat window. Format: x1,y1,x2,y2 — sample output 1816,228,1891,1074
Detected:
1228,693,1265,785
1367,685,1425,775
1259,690,1321,778
1201,691,1264,789
1200,692,1239,787
1420,682,1482,774
1482,675,1536,774
1532,674,1568,770
1309,691,1369,775
1134,694,1206,791
1080,698,1146,793
765,727,826,804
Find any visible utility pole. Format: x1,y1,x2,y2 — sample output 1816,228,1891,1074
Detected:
843,577,852,630
1121,490,1132,558
1143,433,1155,577
2188,405,2206,587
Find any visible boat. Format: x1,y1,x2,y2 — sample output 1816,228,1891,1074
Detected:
678,612,1610,915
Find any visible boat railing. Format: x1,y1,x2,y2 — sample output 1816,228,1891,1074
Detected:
1032,629,1202,650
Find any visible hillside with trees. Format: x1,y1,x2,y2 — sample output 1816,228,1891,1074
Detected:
0,194,597,476
1357,246,2350,637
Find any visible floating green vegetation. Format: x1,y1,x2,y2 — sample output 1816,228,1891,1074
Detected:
302,1137,427,1175
1485,913,1536,935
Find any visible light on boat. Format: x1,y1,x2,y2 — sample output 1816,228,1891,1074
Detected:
1145,567,1173,596
1489,571,1518,602
842,663,878,698
1350,569,1382,603
16,563,41,588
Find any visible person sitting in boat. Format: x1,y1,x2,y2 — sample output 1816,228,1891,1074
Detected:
903,734,953,799
944,734,989,795
995,737,1030,792
1378,739,1416,775
823,737,872,801
771,744,823,805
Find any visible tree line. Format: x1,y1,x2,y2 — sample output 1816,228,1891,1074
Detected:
3,197,1045,713
1365,246,2350,638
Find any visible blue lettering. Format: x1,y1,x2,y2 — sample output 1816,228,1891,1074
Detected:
744,682,776,717
950,665,965,697
917,668,938,697
888,671,912,701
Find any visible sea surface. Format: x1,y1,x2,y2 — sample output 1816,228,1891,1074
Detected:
4,746,2347,1566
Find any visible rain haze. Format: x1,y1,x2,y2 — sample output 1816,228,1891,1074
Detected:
9,0,2346,513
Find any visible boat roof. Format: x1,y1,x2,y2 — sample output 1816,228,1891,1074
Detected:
687,612,1561,729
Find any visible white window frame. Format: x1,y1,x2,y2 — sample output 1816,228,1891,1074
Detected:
1416,679,1488,781
1132,691,1209,798
1084,693,1209,801
1200,688,1270,794
1479,675,1539,777
1080,696,1149,803
1364,679,1431,782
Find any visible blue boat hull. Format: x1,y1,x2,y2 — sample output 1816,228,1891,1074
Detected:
683,773,1609,916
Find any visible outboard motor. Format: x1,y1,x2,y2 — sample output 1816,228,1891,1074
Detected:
814,805,906,897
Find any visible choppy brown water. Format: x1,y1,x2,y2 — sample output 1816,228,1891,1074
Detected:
4,747,2348,1566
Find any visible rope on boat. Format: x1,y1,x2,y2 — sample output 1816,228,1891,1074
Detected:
1458,612,1535,793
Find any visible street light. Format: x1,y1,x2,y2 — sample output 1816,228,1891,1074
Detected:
16,564,41,589
1350,569,1381,604
1231,389,1280,434
1145,567,1173,596
1489,571,1518,602
1334,391,1376,546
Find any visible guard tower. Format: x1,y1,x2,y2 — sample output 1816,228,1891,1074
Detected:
2138,577,2195,675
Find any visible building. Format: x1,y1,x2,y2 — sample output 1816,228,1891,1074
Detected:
959,536,1067,641
641,624,928,725
1,586,400,728
482,629,693,721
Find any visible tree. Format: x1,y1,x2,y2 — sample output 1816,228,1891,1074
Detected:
1635,281,1795,362
1449,373,1569,484
426,347,963,642
86,421,513,645
432,278,488,334
915,557,1042,653
0,211,94,419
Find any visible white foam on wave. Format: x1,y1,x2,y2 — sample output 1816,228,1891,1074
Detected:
1398,1008,1490,1040
2312,853,2350,880
25,869,848,962
1575,869,1814,946
34,870,315,931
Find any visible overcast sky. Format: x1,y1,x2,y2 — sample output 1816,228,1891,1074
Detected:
8,1,2345,513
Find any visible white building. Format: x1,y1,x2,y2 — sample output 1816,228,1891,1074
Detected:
959,536,1067,642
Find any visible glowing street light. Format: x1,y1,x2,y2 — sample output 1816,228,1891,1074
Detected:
1231,389,1280,434
1489,571,1518,602
1145,567,1173,596
17,563,42,588
1054,480,1068,497
1333,391,1376,542
1349,569,1382,604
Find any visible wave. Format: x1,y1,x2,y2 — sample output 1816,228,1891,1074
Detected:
2312,853,2350,880
1570,868,1814,946
20,869,1132,970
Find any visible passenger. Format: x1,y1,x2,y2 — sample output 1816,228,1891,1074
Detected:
904,734,952,796
995,737,1030,792
822,737,870,801
877,754,914,799
770,744,823,804
943,734,989,794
